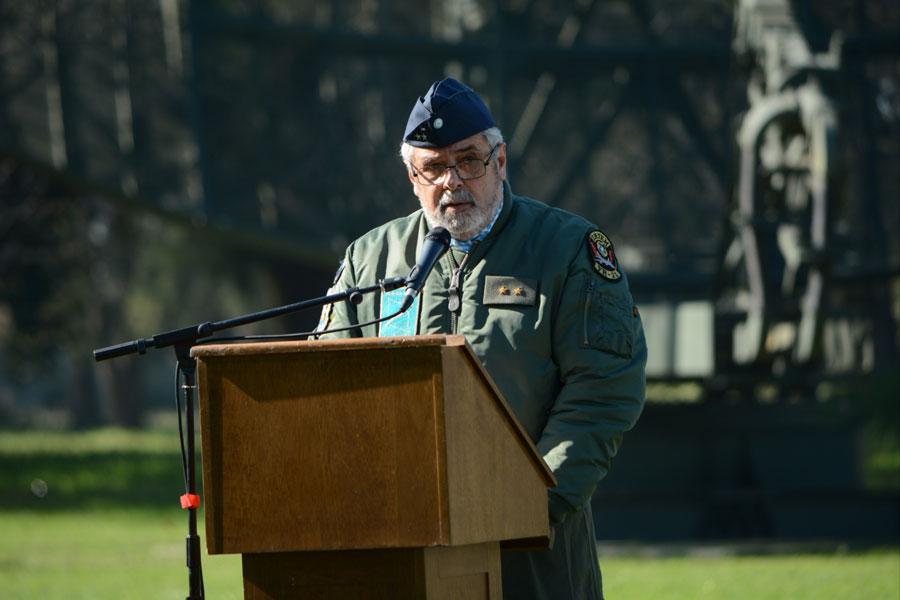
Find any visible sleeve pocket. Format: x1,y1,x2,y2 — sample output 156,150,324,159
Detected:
586,284,635,358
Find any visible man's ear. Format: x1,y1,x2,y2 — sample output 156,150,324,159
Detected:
496,143,508,181
407,167,423,199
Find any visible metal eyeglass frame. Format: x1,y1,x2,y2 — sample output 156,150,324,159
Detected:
411,144,499,185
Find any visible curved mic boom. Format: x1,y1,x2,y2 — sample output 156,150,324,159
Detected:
400,227,452,312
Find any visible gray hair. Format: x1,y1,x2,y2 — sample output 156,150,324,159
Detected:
400,127,505,169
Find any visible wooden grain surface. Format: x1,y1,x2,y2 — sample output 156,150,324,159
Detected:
242,543,501,600
194,336,553,556
441,347,550,546
199,344,449,554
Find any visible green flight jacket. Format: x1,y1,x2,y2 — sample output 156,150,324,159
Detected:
319,182,647,599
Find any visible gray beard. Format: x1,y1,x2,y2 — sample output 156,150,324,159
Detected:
421,182,502,241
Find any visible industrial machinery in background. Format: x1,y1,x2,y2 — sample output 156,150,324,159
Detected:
724,0,842,377
598,0,899,542
716,0,896,392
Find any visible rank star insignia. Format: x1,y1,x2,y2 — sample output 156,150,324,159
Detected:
412,123,431,141
588,230,622,281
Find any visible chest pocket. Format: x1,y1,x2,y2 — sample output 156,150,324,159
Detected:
483,276,538,306
583,279,635,358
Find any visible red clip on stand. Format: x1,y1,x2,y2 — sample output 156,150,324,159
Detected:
181,494,202,509
177,346,204,600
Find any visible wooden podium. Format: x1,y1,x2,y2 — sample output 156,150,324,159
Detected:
191,335,556,599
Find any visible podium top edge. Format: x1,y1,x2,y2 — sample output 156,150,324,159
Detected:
190,334,467,357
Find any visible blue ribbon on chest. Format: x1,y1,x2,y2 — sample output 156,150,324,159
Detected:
379,288,420,337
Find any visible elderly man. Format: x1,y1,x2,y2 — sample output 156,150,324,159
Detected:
317,77,646,600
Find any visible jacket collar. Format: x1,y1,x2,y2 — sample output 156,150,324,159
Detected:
484,180,514,241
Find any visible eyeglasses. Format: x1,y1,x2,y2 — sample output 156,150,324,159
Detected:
411,145,499,185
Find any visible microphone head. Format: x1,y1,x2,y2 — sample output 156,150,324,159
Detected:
426,226,451,248
404,227,453,291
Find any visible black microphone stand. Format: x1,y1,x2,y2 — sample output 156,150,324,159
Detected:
93,277,405,600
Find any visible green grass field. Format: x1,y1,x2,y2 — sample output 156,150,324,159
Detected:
601,549,899,600
1,428,897,599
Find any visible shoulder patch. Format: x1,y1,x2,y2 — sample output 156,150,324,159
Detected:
331,259,345,284
587,230,622,281
314,259,345,334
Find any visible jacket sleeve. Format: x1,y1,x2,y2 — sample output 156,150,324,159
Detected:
315,248,361,339
539,238,647,524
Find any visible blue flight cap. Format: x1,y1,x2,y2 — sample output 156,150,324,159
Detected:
403,78,498,148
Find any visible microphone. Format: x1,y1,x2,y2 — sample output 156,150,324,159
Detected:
400,227,452,312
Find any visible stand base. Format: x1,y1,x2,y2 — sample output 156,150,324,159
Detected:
242,542,501,599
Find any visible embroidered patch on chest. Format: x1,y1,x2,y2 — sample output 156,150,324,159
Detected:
587,230,621,281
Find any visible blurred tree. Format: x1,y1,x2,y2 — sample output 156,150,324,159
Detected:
0,157,108,427
0,152,309,427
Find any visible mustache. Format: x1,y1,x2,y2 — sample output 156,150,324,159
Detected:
439,188,477,208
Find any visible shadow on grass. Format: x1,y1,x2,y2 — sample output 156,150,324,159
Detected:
0,450,197,511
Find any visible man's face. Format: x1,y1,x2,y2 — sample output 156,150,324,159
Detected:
407,133,507,241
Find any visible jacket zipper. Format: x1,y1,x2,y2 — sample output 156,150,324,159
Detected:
583,278,595,346
447,245,476,335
